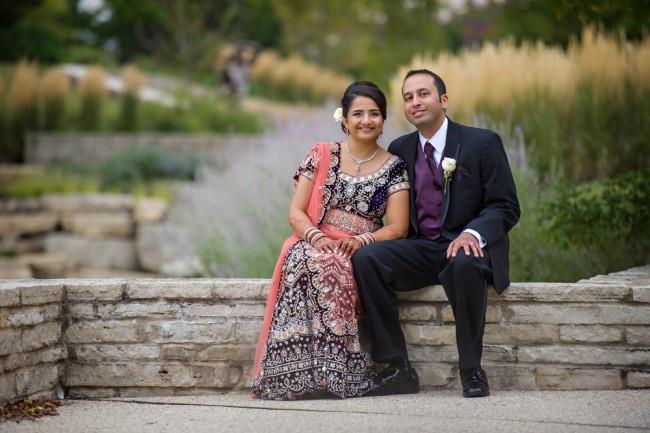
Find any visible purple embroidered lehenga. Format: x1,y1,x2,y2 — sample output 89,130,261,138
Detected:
251,142,409,400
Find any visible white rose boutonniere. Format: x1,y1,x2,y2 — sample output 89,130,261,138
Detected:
441,157,456,193
333,107,344,122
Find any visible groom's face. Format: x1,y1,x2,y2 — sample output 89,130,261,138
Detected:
402,74,448,131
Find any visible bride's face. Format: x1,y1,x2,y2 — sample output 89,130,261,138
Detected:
344,96,384,141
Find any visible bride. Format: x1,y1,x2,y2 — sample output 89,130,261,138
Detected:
251,81,409,400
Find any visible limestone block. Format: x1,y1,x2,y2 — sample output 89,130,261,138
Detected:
403,324,456,346
61,211,133,237
134,198,168,223
411,363,456,387
18,254,73,278
43,194,134,213
234,320,262,344
0,287,20,307
66,362,217,388
136,224,195,273
0,373,16,402
536,367,623,390
498,283,630,303
503,304,650,325
0,261,32,278
66,281,125,302
212,279,270,300
626,327,650,345
442,305,502,323
45,234,136,269
484,324,559,344
0,235,44,255
20,282,64,305
0,212,58,236
118,387,176,397
70,344,161,362
0,328,22,356
16,364,61,395
191,364,242,388
1,346,66,374
65,320,139,343
398,304,437,321
139,321,235,344
560,325,623,343
486,365,537,390
69,302,181,320
627,371,650,388
21,322,61,351
232,303,265,318
180,303,233,319
0,304,60,327
632,286,650,303
397,285,447,302
127,280,213,300
518,345,650,366
160,343,254,362
407,344,517,364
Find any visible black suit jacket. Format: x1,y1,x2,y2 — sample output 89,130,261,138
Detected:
388,118,520,293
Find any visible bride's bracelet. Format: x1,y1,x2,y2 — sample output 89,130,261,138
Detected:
304,227,326,246
353,232,376,247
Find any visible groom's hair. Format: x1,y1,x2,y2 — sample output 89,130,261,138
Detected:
403,69,446,101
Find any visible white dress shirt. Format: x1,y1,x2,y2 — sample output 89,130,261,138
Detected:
417,117,486,248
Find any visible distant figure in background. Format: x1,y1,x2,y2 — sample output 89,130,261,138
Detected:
251,81,410,400
221,43,257,97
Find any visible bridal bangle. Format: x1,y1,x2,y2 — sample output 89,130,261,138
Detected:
353,232,376,247
304,227,326,246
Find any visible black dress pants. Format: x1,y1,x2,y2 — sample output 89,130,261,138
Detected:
352,238,492,371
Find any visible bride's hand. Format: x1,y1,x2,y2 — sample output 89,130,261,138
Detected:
337,238,361,259
313,236,338,254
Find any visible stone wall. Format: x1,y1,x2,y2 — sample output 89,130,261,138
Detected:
0,281,66,403
24,133,259,167
0,266,649,403
0,194,168,279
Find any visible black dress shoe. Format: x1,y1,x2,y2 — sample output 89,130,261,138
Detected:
460,367,490,398
366,363,419,396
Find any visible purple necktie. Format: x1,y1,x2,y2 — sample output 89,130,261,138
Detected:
424,141,436,173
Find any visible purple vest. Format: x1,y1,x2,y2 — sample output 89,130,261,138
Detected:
414,144,444,240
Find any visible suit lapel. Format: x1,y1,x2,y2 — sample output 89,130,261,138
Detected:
441,118,461,224
404,131,419,233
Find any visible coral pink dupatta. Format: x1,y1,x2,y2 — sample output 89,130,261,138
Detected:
252,143,334,379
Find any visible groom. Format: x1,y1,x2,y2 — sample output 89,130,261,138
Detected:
353,69,520,398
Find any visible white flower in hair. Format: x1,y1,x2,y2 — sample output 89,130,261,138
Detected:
333,107,344,122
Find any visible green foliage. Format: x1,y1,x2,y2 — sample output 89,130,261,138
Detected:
0,171,100,198
98,146,198,191
543,168,650,272
78,94,103,131
118,93,139,131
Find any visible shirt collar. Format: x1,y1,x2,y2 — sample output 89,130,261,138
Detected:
419,117,448,154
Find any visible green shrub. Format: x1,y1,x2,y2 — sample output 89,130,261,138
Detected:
543,168,650,274
99,146,198,191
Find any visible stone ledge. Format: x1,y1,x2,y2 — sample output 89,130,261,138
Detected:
0,267,649,403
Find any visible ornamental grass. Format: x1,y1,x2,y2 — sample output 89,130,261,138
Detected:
41,67,69,131
389,28,650,182
78,66,106,131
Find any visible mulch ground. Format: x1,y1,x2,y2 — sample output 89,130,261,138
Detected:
0,399,62,423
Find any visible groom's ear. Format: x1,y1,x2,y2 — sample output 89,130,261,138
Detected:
441,94,449,110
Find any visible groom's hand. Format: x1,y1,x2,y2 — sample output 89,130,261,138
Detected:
447,232,484,259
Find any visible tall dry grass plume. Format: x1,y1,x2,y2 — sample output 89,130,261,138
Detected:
8,60,40,118
78,66,106,98
119,65,145,131
121,65,145,94
78,66,106,131
251,50,349,102
41,68,69,131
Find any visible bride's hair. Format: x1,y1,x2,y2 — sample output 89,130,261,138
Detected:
340,81,387,133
